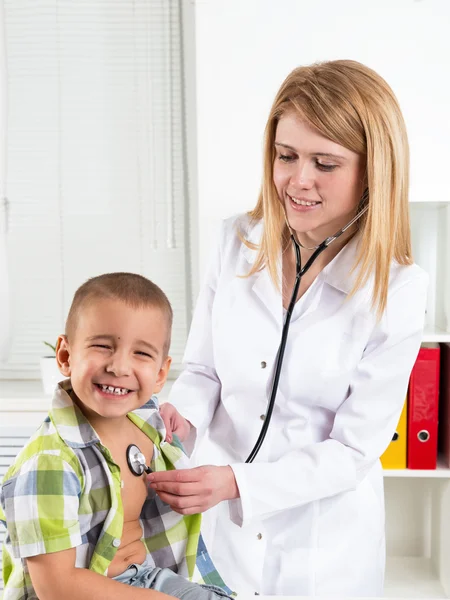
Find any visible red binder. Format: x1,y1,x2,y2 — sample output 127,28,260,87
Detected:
438,343,450,467
407,344,440,470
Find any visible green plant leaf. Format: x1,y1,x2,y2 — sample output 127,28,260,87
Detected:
43,341,57,355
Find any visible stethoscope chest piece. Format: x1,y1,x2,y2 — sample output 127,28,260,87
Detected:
126,444,152,476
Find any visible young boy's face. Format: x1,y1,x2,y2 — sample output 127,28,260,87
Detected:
56,298,171,421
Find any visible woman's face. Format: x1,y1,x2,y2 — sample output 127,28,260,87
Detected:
273,111,366,243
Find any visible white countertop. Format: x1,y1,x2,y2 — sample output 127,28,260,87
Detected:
0,379,173,413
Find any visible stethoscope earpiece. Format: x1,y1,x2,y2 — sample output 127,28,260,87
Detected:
126,444,152,476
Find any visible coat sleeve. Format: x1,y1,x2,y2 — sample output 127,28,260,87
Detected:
168,218,231,454
229,271,428,526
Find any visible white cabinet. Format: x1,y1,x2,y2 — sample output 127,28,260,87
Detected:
382,201,450,598
384,471,450,598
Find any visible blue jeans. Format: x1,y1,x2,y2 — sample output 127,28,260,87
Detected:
113,560,232,600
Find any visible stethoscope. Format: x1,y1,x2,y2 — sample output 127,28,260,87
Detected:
126,444,152,476
245,202,369,463
126,203,369,476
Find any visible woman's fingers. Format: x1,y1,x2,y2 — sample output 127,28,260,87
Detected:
157,490,203,510
148,467,203,485
148,480,200,496
159,404,173,441
159,403,191,442
147,466,238,515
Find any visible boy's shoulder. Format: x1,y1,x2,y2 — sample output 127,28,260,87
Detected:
2,414,81,486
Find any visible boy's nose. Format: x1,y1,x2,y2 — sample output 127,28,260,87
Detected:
105,353,131,377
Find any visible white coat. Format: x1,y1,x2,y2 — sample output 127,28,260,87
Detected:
169,214,428,597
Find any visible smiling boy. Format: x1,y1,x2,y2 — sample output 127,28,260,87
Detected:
0,273,231,600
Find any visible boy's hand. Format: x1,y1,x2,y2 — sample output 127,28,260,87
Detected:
147,465,239,514
159,402,192,443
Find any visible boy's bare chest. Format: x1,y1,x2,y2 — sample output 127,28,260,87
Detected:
103,427,155,521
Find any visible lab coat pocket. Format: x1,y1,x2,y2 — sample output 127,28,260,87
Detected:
315,330,367,411
320,311,372,375
321,331,364,375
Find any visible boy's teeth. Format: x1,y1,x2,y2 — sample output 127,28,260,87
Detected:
290,196,319,206
100,384,130,395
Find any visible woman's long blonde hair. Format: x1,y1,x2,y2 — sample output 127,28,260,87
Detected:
246,59,412,317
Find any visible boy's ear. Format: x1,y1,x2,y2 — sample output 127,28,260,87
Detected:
153,356,172,394
56,335,72,377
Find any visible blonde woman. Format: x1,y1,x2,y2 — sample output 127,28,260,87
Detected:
148,60,428,597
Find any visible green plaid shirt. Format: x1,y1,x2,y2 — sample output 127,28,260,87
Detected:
0,380,230,600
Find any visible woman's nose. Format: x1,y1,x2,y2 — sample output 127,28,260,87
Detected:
291,161,314,190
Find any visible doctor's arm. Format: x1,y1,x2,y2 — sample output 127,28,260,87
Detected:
149,273,428,522
163,221,230,452
226,272,429,525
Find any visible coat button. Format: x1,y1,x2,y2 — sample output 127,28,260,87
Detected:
260,414,265,421
257,533,262,540
112,538,121,547
260,361,267,369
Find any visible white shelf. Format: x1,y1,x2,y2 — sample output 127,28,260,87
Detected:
385,557,447,598
384,457,450,479
409,200,450,206
422,327,450,343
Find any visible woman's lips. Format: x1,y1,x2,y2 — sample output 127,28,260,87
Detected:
288,194,322,211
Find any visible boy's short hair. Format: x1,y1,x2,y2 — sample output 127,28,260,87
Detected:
65,272,173,356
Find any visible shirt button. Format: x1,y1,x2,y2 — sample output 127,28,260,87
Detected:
260,361,267,369
260,414,265,421
257,533,262,540
112,538,121,547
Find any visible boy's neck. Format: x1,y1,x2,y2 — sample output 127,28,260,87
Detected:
70,391,133,443
88,413,132,444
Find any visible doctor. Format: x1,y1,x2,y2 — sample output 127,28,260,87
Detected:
147,60,428,597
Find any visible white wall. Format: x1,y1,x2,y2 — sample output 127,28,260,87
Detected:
192,0,450,280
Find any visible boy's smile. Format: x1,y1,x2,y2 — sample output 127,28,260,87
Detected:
93,383,135,396
56,298,171,426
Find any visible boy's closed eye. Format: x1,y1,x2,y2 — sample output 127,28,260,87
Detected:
135,350,153,358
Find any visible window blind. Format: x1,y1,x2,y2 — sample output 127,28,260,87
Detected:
1,0,191,379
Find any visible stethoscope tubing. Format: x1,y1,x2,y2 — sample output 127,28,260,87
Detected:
245,206,368,463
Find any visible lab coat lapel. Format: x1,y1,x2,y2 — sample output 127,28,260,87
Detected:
240,218,283,325
251,266,283,325
239,218,364,325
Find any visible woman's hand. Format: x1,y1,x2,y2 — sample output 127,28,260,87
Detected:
159,402,192,443
147,465,239,514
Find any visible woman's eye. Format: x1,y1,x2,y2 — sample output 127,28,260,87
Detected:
316,161,337,172
278,153,295,163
